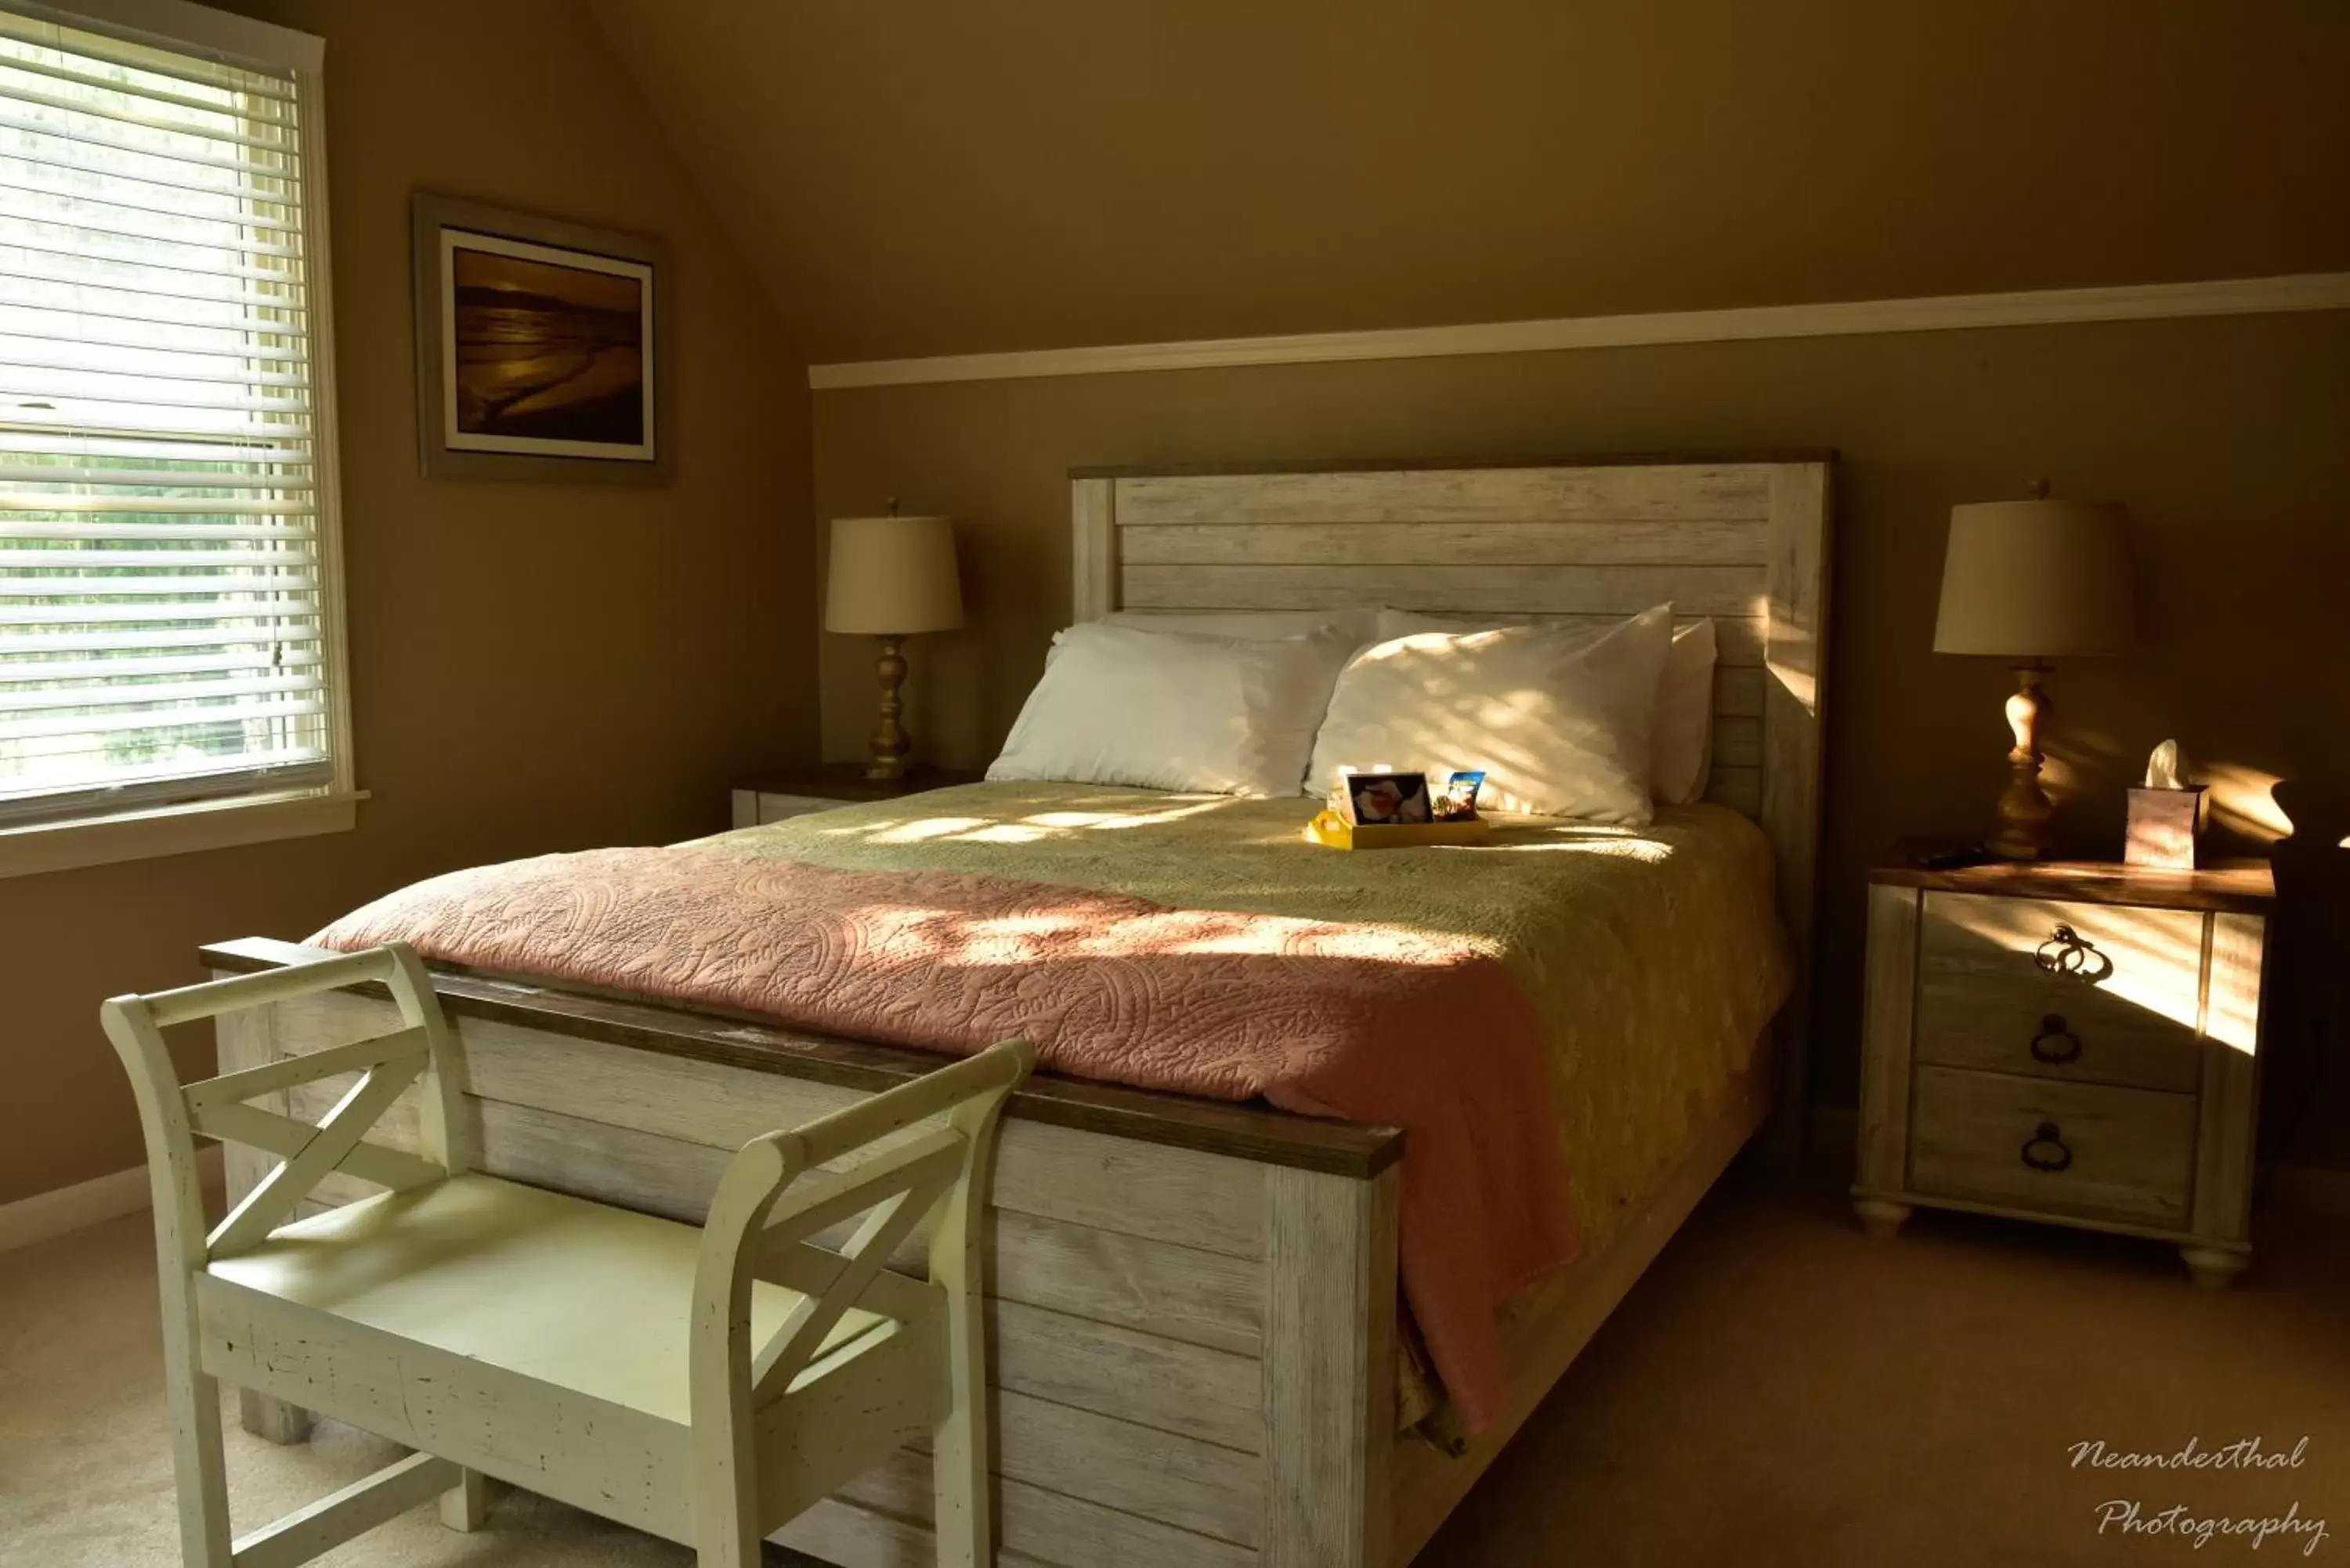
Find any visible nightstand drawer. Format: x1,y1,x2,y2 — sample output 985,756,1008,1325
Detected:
1907,1064,2197,1228
1915,893,2204,1093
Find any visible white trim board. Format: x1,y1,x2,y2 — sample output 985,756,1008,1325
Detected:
26,0,324,71
808,270,2350,390
0,788,363,882
0,1146,223,1255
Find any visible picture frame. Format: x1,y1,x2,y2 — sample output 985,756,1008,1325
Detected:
1337,770,1434,826
1433,768,1487,821
411,194,671,483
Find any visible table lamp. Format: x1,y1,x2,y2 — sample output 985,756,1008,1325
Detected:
826,504,964,780
1932,485,2135,858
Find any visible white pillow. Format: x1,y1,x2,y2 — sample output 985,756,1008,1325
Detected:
1376,606,1717,804
1309,605,1675,825
1100,607,1379,645
1650,616,1716,804
990,622,1352,797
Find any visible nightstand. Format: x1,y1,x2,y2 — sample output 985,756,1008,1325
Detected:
729,762,985,827
1853,847,2273,1287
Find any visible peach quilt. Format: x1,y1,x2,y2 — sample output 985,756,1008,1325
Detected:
314,841,1574,1432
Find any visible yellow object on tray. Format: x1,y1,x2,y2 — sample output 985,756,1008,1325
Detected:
1303,810,1492,849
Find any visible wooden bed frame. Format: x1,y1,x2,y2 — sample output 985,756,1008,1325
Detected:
204,453,1832,1568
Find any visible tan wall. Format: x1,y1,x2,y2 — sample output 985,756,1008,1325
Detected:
624,0,2350,1168
589,0,2349,363
813,311,2350,1164
1,0,817,1206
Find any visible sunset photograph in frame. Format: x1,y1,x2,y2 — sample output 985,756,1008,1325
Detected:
412,196,669,482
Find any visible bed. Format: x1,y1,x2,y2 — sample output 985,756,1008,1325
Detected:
201,453,1832,1568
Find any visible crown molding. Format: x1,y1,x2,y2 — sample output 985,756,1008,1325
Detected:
808,270,2350,391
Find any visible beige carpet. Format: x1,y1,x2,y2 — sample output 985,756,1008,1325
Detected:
4,1172,2344,1566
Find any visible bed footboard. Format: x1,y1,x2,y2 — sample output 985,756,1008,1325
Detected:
1264,1166,1399,1568
205,939,1405,1568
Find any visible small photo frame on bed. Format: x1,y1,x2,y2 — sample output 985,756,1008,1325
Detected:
1433,769,1487,822
1337,770,1434,826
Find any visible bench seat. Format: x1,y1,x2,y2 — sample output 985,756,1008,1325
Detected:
207,1173,892,1426
105,943,1031,1566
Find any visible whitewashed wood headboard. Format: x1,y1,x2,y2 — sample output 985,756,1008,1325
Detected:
1068,453,1835,1122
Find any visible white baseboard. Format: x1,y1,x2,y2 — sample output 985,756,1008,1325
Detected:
0,1145,224,1255
1807,1105,2350,1217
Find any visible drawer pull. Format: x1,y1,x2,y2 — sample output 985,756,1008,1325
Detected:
2030,1013,2084,1065
2034,924,2113,983
2020,1121,2073,1173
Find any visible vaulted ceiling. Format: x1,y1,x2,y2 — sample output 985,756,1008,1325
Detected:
587,0,2350,364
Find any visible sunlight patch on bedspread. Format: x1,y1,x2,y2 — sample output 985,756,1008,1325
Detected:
697,781,1791,1252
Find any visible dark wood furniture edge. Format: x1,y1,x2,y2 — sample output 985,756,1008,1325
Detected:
1068,450,1839,479
735,763,988,799
200,937,1406,1178
1869,847,2274,914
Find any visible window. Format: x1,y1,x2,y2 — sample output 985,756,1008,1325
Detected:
0,0,346,854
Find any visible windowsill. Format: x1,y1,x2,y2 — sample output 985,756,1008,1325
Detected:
0,788,365,881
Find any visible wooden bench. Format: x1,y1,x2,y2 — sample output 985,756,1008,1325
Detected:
101,941,1033,1567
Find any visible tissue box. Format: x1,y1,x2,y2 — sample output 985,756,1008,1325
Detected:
2125,786,2204,870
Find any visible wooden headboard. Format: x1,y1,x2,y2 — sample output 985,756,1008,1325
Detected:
1067,453,1835,1129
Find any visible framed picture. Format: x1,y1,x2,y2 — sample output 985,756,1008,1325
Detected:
1433,769,1487,821
1338,770,1433,826
411,195,670,482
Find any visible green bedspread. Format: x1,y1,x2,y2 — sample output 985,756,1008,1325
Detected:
700,780,1791,1252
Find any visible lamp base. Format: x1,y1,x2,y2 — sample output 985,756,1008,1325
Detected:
865,634,913,782
1990,663,2056,859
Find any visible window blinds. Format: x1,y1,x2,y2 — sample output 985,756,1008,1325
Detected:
0,5,333,827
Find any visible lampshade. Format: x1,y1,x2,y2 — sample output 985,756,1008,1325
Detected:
1932,499,2135,658
825,513,964,635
